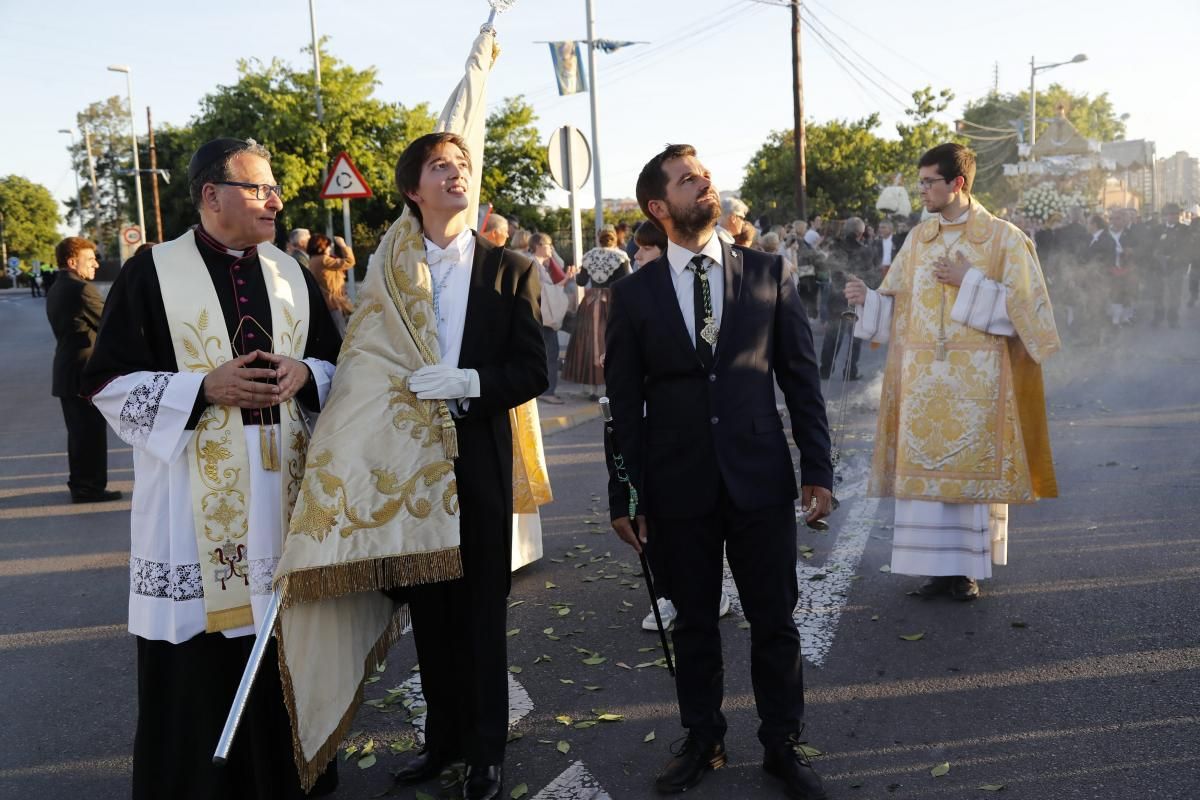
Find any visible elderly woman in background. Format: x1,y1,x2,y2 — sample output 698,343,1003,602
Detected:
631,220,667,270
759,231,796,278
306,232,356,334
734,222,758,249
562,224,630,399
528,232,577,404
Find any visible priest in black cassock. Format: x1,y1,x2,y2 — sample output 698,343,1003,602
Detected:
81,138,342,799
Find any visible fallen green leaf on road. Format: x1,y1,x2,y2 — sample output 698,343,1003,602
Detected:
737,621,751,629
931,762,950,777
573,721,598,729
545,581,558,589
644,731,656,742
555,715,572,725
508,600,526,608
556,740,571,754
879,564,891,572
559,678,575,684
797,744,821,758
507,628,520,637
582,656,607,665
508,665,523,674
596,713,624,722
510,783,529,799
584,685,602,691
900,633,925,641
978,783,1006,791
356,753,376,769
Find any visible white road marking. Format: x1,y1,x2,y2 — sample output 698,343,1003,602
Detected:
720,457,879,668
530,760,613,800
398,672,533,743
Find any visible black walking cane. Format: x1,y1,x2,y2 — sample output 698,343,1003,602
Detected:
599,397,675,677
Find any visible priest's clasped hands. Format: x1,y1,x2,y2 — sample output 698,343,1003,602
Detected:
202,350,311,409
933,252,972,286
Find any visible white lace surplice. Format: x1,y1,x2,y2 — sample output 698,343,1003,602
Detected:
93,362,334,643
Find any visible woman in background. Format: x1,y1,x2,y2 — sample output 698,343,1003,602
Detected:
528,232,576,404
306,232,356,335
562,225,630,399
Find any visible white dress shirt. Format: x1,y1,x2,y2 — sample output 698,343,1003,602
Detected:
880,235,895,266
666,234,725,350
425,227,476,368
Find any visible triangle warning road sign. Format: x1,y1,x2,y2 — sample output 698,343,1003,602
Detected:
320,152,373,199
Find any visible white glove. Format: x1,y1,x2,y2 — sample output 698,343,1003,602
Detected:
408,365,481,401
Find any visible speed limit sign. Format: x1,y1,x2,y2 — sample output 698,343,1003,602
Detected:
121,225,143,246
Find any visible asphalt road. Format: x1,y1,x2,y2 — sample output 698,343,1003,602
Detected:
2,287,1199,799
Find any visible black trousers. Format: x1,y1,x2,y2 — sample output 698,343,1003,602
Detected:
133,633,337,800
59,395,108,495
651,481,804,748
820,319,861,377
408,420,511,766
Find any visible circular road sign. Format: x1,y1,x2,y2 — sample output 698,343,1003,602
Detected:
547,126,592,192
121,225,143,246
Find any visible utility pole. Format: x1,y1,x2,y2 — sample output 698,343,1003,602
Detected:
791,0,807,221
147,107,164,243
585,0,604,232
83,129,103,239
992,62,1000,96
309,0,334,239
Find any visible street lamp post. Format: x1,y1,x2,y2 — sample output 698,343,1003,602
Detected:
107,64,147,240
1028,53,1087,151
57,129,86,236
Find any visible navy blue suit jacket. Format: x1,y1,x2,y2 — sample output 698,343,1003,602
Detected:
604,240,832,520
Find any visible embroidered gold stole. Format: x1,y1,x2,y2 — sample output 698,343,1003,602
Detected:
153,230,309,632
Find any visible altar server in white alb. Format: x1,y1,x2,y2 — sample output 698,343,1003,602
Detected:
82,137,342,799
845,143,1059,602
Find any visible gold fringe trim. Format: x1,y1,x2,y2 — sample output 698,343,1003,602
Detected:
204,604,253,634
275,547,463,610
277,601,412,792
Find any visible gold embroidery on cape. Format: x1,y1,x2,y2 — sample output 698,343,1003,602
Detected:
290,449,458,542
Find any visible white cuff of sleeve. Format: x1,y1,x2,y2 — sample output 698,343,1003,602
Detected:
854,289,892,343
951,269,1015,336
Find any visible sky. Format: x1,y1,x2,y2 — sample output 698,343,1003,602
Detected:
2,0,1197,233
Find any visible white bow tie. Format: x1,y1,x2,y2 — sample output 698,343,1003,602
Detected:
427,243,465,269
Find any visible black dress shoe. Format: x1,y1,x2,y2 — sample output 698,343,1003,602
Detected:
763,735,829,800
655,734,726,793
914,575,954,597
463,763,502,800
71,489,123,504
393,748,457,785
950,576,981,601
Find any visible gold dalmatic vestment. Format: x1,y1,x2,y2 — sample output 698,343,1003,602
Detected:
869,201,1060,504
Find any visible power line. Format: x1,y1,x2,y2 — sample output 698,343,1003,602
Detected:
798,18,896,113
802,7,911,98
806,0,941,83
800,15,910,111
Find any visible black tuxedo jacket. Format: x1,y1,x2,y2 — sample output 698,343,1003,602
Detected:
454,233,549,520
46,272,104,399
1085,231,1118,270
604,241,832,520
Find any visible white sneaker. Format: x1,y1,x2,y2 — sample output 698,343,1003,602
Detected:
718,590,732,618
642,598,677,631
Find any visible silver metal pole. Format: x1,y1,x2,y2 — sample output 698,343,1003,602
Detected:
565,127,584,271
309,0,334,240
122,71,147,238
213,590,281,765
585,0,603,233
59,130,85,235
342,198,356,301
1028,56,1037,151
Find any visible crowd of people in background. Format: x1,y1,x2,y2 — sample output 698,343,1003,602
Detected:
268,192,1200,408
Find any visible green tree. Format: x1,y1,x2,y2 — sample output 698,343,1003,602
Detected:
0,175,61,265
480,96,551,222
960,83,1126,207
188,43,436,248
68,96,141,253
894,86,959,177
740,116,898,222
